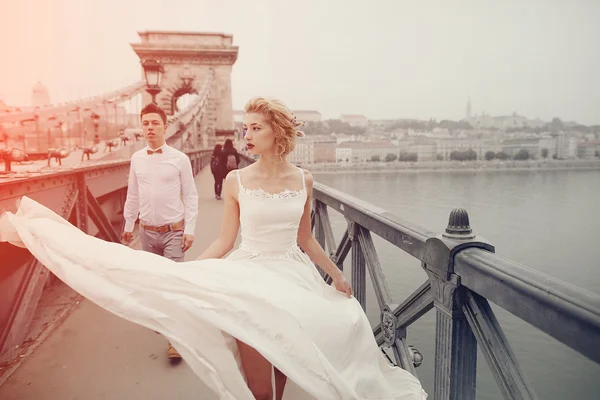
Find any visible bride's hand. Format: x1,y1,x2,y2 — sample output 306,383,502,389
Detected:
333,273,353,298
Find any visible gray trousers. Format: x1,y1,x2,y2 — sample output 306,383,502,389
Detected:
139,228,185,351
139,229,185,262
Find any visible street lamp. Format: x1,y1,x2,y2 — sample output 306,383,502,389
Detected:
56,121,64,148
0,127,7,149
90,112,101,144
20,115,38,153
142,59,164,104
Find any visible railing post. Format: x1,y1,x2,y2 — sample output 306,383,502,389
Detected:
75,173,88,234
349,221,366,310
422,208,494,400
314,200,326,250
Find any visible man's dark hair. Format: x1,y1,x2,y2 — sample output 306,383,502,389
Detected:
140,103,167,125
223,139,234,150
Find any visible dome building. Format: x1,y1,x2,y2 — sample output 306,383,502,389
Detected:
31,81,51,107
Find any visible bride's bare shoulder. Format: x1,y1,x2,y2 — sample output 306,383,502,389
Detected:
224,170,237,181
224,165,254,187
234,164,258,179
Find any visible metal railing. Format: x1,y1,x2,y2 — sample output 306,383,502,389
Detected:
4,151,599,400
0,149,213,365
309,179,600,400
1,70,219,365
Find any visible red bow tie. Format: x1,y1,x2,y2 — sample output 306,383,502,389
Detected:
147,148,163,155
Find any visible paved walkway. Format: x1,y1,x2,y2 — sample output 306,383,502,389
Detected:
0,168,231,400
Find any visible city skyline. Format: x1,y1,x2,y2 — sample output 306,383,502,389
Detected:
1,0,599,125
7,81,594,128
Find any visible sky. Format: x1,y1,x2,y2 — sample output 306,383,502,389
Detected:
0,0,598,124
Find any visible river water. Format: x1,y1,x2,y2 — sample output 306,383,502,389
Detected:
314,168,600,400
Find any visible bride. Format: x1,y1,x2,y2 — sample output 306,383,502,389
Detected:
0,97,427,400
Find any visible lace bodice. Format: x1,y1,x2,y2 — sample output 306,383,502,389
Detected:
236,169,307,256
238,186,305,200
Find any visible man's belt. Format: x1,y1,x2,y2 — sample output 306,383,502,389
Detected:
140,220,184,233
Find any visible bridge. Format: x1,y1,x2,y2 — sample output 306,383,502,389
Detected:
1,31,599,400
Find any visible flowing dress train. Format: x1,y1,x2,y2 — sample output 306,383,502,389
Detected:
0,168,426,400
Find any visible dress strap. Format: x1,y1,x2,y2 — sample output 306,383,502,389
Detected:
236,169,242,188
299,168,306,191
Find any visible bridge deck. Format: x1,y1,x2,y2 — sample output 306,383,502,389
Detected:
1,140,145,179
0,168,227,400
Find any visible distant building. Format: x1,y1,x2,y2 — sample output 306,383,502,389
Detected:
397,139,437,161
336,141,397,163
368,119,395,129
482,139,503,156
554,133,578,159
340,114,368,128
336,147,352,163
555,133,568,159
436,139,485,160
539,136,556,158
233,109,322,124
502,138,541,159
288,137,315,165
493,114,530,130
313,136,337,163
32,81,51,108
466,112,496,129
429,128,451,138
467,112,532,130
333,133,361,144
577,141,599,159
464,100,548,130
567,137,579,158
293,110,322,122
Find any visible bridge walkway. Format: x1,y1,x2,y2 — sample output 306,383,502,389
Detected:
0,168,227,400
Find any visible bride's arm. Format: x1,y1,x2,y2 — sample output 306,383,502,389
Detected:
297,171,352,296
197,172,240,260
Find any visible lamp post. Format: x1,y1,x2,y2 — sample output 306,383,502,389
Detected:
1,126,8,149
72,105,83,147
56,121,64,148
32,112,41,153
142,59,164,104
103,101,109,139
20,116,37,153
90,112,100,144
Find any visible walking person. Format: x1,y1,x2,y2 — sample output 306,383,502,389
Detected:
219,138,240,178
210,144,224,200
121,102,199,360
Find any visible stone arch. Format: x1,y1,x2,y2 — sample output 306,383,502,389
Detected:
169,85,199,115
131,31,238,137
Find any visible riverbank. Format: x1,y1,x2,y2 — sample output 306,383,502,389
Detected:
307,159,600,175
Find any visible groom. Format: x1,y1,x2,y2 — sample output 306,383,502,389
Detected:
122,103,199,360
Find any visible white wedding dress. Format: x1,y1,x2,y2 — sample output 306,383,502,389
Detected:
0,168,427,400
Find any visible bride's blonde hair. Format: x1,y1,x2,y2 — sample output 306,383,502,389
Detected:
244,97,305,157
